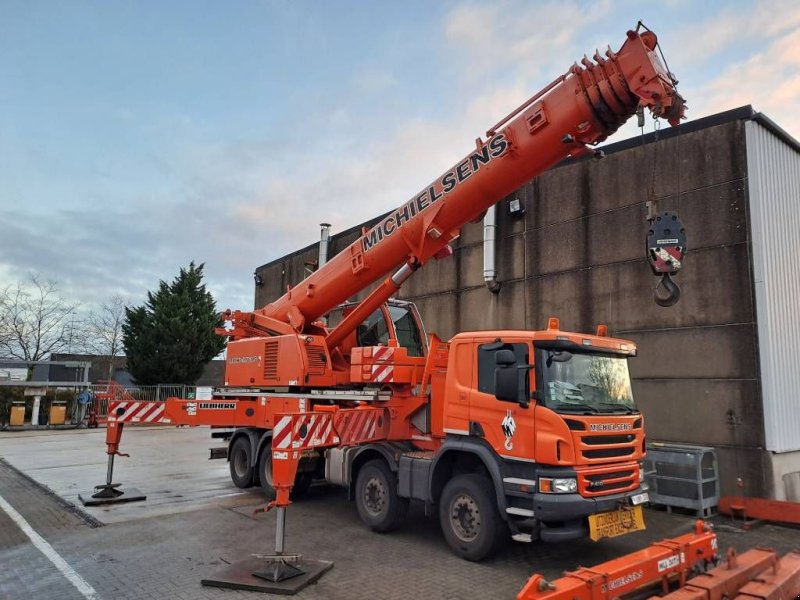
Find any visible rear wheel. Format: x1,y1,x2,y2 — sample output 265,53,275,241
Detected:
355,459,408,532
256,445,314,500
256,443,276,499
439,473,507,561
228,436,255,489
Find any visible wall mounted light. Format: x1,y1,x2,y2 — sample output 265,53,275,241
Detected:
508,197,525,216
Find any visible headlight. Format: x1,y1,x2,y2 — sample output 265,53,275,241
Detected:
539,477,577,494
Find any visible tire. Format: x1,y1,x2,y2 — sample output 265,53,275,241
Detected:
439,473,507,561
256,447,315,500
256,443,277,500
228,436,255,489
355,459,409,532
292,472,314,498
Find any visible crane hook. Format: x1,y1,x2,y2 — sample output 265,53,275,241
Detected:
646,210,686,308
654,273,681,307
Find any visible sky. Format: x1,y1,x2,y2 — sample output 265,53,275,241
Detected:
1,0,798,314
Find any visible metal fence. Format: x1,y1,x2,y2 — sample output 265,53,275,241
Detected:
90,383,200,417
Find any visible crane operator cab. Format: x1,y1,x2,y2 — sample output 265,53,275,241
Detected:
327,299,429,386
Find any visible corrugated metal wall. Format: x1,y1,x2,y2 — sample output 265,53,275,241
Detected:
746,121,800,453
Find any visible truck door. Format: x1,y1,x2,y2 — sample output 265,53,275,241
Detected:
470,341,536,462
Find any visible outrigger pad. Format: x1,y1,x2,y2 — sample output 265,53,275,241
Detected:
202,558,333,595
78,486,146,506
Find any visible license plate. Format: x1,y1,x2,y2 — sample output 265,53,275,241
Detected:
588,505,645,541
630,492,649,506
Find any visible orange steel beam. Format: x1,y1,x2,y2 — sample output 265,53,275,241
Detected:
517,521,718,600
719,496,800,526
658,547,800,600
734,549,800,600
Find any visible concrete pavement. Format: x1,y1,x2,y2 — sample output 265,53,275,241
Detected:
1,427,798,600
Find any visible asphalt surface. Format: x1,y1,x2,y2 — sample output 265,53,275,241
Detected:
1,429,799,600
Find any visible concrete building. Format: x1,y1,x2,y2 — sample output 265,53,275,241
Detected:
253,106,800,501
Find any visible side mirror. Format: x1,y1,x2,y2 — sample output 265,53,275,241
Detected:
495,365,518,403
494,352,531,407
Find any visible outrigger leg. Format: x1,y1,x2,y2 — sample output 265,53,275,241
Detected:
79,420,146,506
201,417,333,594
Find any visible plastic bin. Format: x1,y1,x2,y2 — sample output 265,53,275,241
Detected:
10,402,25,426
49,403,66,426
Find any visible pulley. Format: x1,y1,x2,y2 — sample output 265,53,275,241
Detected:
646,211,686,307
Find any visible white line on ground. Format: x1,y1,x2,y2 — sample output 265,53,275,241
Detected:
0,492,99,600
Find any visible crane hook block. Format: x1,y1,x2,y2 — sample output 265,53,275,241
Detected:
647,211,686,307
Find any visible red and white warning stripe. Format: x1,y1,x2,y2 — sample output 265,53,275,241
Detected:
651,246,682,272
271,408,387,451
272,413,337,450
107,401,168,424
336,409,381,445
370,346,394,383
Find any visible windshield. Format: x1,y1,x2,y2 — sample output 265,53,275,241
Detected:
539,349,636,414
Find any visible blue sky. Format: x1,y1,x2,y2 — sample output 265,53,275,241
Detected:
1,0,798,314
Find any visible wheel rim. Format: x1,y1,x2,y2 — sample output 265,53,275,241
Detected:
449,493,481,542
363,475,387,516
233,445,248,478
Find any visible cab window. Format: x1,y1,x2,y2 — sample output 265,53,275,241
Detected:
388,304,424,357
357,309,390,347
477,342,529,394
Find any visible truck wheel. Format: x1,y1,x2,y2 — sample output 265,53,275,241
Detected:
355,459,408,533
439,474,506,561
256,444,277,500
293,472,314,497
256,447,314,500
229,436,255,489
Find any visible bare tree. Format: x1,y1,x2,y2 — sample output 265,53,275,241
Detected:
0,276,81,377
83,294,128,380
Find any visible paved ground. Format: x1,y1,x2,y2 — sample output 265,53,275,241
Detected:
1,427,798,600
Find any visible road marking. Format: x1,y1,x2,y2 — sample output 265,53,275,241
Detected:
0,492,100,599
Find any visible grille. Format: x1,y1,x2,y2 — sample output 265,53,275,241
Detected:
577,428,640,463
579,468,637,497
306,345,327,375
264,340,279,380
583,447,635,459
583,434,635,445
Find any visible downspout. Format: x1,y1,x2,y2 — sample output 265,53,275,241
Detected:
483,206,501,293
319,223,331,269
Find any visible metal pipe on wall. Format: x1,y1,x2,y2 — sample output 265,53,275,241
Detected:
483,205,501,293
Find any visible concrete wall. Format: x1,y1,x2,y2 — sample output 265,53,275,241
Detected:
254,117,770,497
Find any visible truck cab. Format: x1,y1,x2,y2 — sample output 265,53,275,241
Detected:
426,318,647,554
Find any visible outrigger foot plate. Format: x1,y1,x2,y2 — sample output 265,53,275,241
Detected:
202,557,333,595
79,485,146,506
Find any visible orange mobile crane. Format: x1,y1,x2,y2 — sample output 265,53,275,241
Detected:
93,23,693,589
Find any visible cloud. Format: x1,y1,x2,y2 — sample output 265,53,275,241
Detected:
443,0,612,84
669,0,800,68
683,26,800,137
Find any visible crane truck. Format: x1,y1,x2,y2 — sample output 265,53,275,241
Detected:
99,25,686,563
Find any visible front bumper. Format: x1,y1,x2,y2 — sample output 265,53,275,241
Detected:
533,484,648,542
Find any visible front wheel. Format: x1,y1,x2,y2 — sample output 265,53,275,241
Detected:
439,474,507,561
355,459,409,532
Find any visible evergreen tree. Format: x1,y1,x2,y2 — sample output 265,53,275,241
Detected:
122,262,226,385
